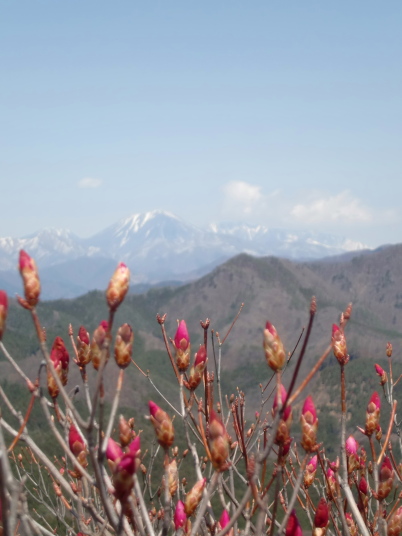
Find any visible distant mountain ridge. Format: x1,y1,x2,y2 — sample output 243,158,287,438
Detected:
0,210,370,298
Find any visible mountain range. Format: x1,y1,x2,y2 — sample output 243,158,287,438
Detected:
0,210,369,299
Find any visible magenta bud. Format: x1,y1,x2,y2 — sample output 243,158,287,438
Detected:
174,320,190,350
0,290,8,340
128,435,141,456
286,511,303,536
106,438,123,462
174,500,187,530
219,509,230,529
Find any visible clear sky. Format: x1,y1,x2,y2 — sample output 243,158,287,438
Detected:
1,1,401,247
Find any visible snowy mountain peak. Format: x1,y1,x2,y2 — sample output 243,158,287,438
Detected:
116,210,180,234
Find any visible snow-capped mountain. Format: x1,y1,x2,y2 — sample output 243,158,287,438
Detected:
0,228,92,271
0,210,370,298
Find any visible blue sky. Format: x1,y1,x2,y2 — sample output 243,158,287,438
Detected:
1,1,401,247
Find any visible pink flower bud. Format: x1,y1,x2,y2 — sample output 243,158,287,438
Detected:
346,435,358,455
304,455,317,488
187,345,207,390
0,290,8,340
184,478,206,516
286,511,303,536
90,320,109,371
346,435,360,474
209,410,229,471
106,438,123,462
263,322,286,371
174,500,187,530
114,323,134,369
375,364,388,386
332,324,349,365
19,250,41,308
173,320,191,372
106,262,130,311
366,392,381,436
300,396,318,452
314,498,329,529
378,457,394,500
76,326,91,366
326,468,337,498
149,401,174,449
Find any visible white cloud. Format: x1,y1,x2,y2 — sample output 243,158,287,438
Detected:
77,177,103,189
290,190,372,224
222,181,265,216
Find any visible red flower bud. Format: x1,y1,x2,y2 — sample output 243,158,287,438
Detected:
47,336,69,398
106,262,130,311
263,322,286,371
187,345,207,390
300,396,318,452
174,500,187,530
184,478,206,516
359,476,368,495
332,324,349,365
149,401,174,449
378,457,394,500
209,410,229,471
76,326,91,366
286,511,303,536
0,290,8,340
90,320,109,371
69,423,88,472
114,323,134,369
18,250,41,307
113,451,136,503
314,498,329,529
375,364,388,385
365,392,381,436
69,424,85,456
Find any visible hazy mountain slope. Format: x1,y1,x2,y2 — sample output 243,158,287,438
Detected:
2,246,401,438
